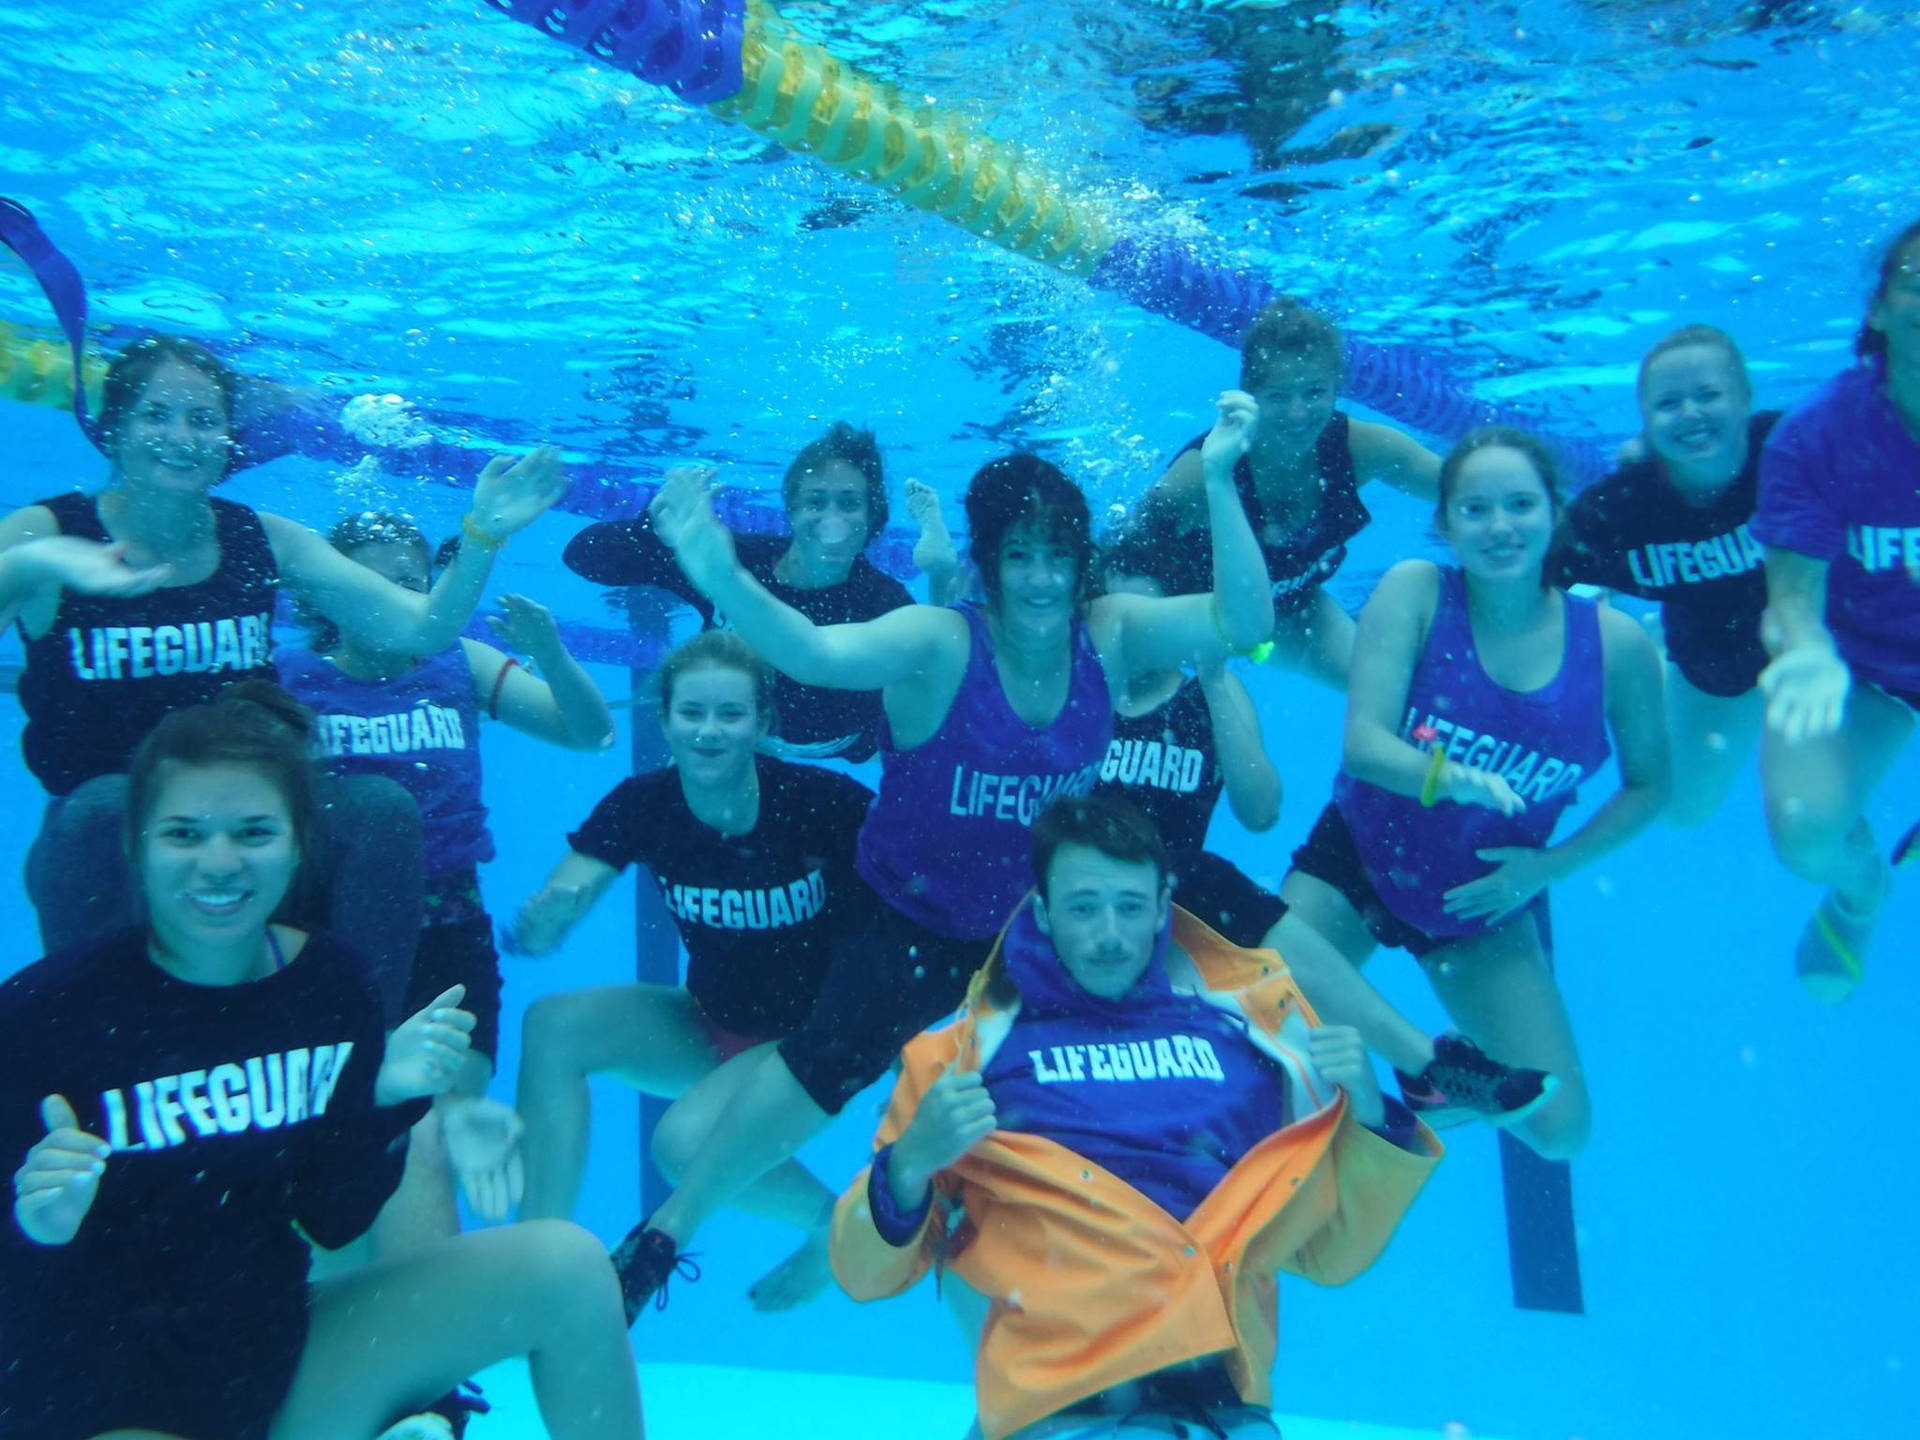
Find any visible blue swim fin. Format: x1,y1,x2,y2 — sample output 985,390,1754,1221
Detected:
0,196,102,447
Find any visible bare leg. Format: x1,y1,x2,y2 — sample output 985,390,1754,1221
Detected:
1271,872,1433,1074
1664,669,1766,829
1760,681,1912,902
1761,682,1912,998
1422,917,1588,1160
366,1053,493,1259
271,1221,643,1440
650,1044,839,1310
646,1051,832,1248
516,985,720,1221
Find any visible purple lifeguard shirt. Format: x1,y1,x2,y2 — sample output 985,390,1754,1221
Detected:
1751,360,1920,694
855,602,1111,940
1335,567,1611,941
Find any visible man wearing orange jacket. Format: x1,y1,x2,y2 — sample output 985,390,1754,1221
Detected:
831,794,1441,1439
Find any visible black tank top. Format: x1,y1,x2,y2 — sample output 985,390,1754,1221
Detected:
18,494,280,795
1095,679,1222,855
1117,414,1369,610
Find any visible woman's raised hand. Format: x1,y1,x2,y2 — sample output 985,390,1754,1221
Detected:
17,536,172,598
485,592,563,658
376,985,477,1105
12,1095,109,1246
466,445,569,544
1200,390,1260,474
648,464,735,582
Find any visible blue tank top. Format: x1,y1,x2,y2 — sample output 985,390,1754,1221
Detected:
855,602,1112,940
276,644,494,877
1334,568,1610,939
18,494,279,796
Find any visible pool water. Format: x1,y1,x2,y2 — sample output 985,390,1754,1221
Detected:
3,2,1918,1438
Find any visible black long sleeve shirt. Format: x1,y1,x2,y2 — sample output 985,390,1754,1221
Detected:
0,928,424,1432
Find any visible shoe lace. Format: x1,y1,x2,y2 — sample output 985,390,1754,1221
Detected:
651,1249,703,1312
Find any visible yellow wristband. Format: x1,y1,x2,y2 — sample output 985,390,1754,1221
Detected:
1210,596,1266,659
461,513,504,551
1418,744,1448,808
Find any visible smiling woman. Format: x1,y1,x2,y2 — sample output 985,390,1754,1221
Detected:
0,682,644,1440
1553,325,1779,829
508,628,876,1312
1271,426,1670,1159
0,332,570,992
592,405,1276,1316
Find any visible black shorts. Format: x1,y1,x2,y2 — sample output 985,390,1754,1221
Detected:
406,868,504,1060
1663,607,1767,699
1288,803,1443,958
1170,849,1287,949
779,881,989,1116
1669,636,1767,699
3,1303,302,1440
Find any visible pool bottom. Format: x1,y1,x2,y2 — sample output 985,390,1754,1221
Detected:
466,1359,1507,1437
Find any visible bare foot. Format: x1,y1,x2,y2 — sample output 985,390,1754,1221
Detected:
904,478,957,577
747,1226,834,1312
377,1415,454,1440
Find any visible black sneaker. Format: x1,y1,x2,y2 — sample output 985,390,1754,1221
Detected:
611,1221,701,1325
422,1380,492,1439
1894,818,1919,870
1396,1034,1557,1126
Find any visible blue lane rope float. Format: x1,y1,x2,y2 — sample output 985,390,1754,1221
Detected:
482,0,1604,479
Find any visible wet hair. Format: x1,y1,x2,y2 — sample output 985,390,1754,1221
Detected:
964,454,1098,609
1030,794,1171,899
306,510,432,652
1238,298,1345,393
96,335,239,478
1858,217,1920,363
126,680,319,869
1636,324,1752,403
782,422,889,536
657,629,778,730
329,509,431,559
1098,522,1177,597
960,794,1170,1012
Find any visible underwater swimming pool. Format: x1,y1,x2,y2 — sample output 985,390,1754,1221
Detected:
3,2,1917,1437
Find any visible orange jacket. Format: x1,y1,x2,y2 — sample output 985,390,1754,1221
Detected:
830,903,1442,1440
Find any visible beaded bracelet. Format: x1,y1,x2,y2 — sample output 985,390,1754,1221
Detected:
461,513,504,551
